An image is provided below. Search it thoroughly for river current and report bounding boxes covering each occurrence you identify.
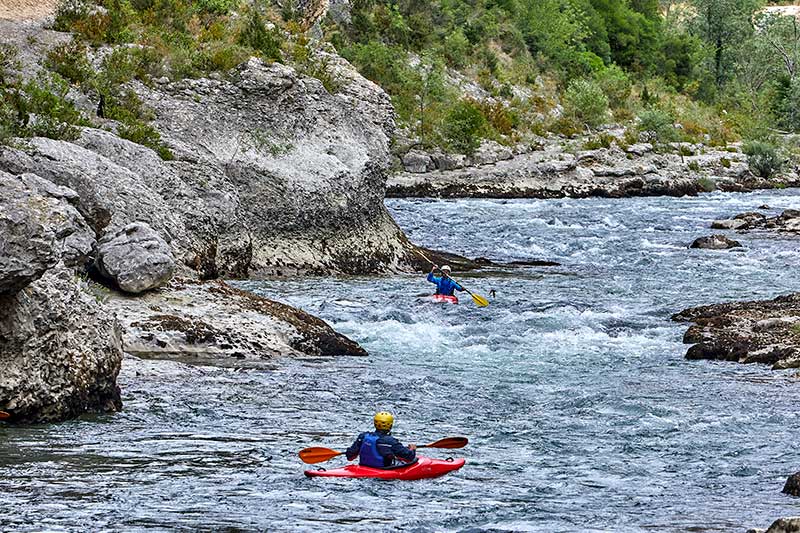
[2,191,800,532]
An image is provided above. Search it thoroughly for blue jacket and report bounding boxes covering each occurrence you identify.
[346,430,416,467]
[427,272,464,296]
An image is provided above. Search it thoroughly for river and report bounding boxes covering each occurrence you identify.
[1,191,799,532]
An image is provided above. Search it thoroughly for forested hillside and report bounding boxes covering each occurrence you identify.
[326,0,800,163]
[3,0,800,167]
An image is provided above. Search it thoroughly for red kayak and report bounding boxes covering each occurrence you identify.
[428,294,458,304]
[304,456,465,480]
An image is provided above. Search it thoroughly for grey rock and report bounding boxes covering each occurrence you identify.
[690,234,742,249]
[762,518,800,533]
[0,267,123,422]
[96,222,176,294]
[469,140,514,166]
[626,143,653,156]
[674,293,800,370]
[402,150,434,173]
[0,136,186,245]
[0,170,94,294]
[711,218,748,230]
[430,151,467,171]
[108,279,366,364]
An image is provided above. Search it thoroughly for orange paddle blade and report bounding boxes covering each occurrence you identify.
[421,436,468,449]
[0,411,10,420]
[298,447,344,464]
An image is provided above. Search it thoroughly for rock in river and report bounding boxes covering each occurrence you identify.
[0,268,123,423]
[673,293,800,370]
[689,234,742,249]
[96,222,176,294]
[784,472,800,497]
[107,279,366,365]
[748,517,800,533]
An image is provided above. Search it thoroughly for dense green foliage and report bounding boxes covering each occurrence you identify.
[6,0,800,168]
[0,45,88,145]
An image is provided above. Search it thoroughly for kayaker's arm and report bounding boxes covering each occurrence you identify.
[345,433,365,461]
[385,437,416,463]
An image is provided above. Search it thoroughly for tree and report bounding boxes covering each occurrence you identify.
[691,0,761,89]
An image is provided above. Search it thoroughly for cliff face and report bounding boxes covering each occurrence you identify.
[1,55,416,278]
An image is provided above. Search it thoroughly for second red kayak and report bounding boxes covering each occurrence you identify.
[428,294,458,304]
[304,456,465,480]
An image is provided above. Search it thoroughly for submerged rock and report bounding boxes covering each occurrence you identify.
[108,279,366,365]
[0,268,123,423]
[690,234,742,249]
[784,472,800,496]
[673,294,800,370]
[96,222,176,294]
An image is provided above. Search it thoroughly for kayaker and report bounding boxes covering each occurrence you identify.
[345,412,417,468]
[427,265,465,296]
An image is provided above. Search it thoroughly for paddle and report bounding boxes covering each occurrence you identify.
[413,249,489,307]
[299,436,469,464]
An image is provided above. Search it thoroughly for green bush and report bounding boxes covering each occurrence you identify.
[196,0,237,15]
[583,132,616,150]
[117,120,173,159]
[563,78,608,128]
[637,107,678,143]
[444,99,488,154]
[45,41,93,85]
[22,72,87,141]
[696,177,716,191]
[743,140,784,178]
[238,10,283,63]
[443,29,471,69]
[595,65,631,109]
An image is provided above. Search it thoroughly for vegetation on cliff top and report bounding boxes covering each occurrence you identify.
[2,0,800,163]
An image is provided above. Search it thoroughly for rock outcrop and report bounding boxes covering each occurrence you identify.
[748,517,800,533]
[673,294,800,370]
[0,170,94,293]
[712,210,800,234]
[784,472,800,497]
[387,140,798,199]
[107,278,366,365]
[690,234,742,249]
[0,56,427,277]
[95,222,176,293]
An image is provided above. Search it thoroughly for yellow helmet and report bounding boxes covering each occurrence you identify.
[373,411,394,431]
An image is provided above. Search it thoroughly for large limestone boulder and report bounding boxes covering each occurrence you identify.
[96,222,176,294]
[0,171,94,294]
[0,267,123,422]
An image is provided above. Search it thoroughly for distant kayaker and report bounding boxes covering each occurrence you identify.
[345,412,417,468]
[427,265,465,296]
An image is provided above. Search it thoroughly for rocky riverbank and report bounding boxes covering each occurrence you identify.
[0,10,461,423]
[387,137,798,199]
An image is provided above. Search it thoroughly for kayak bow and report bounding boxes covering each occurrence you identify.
[304,456,465,480]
